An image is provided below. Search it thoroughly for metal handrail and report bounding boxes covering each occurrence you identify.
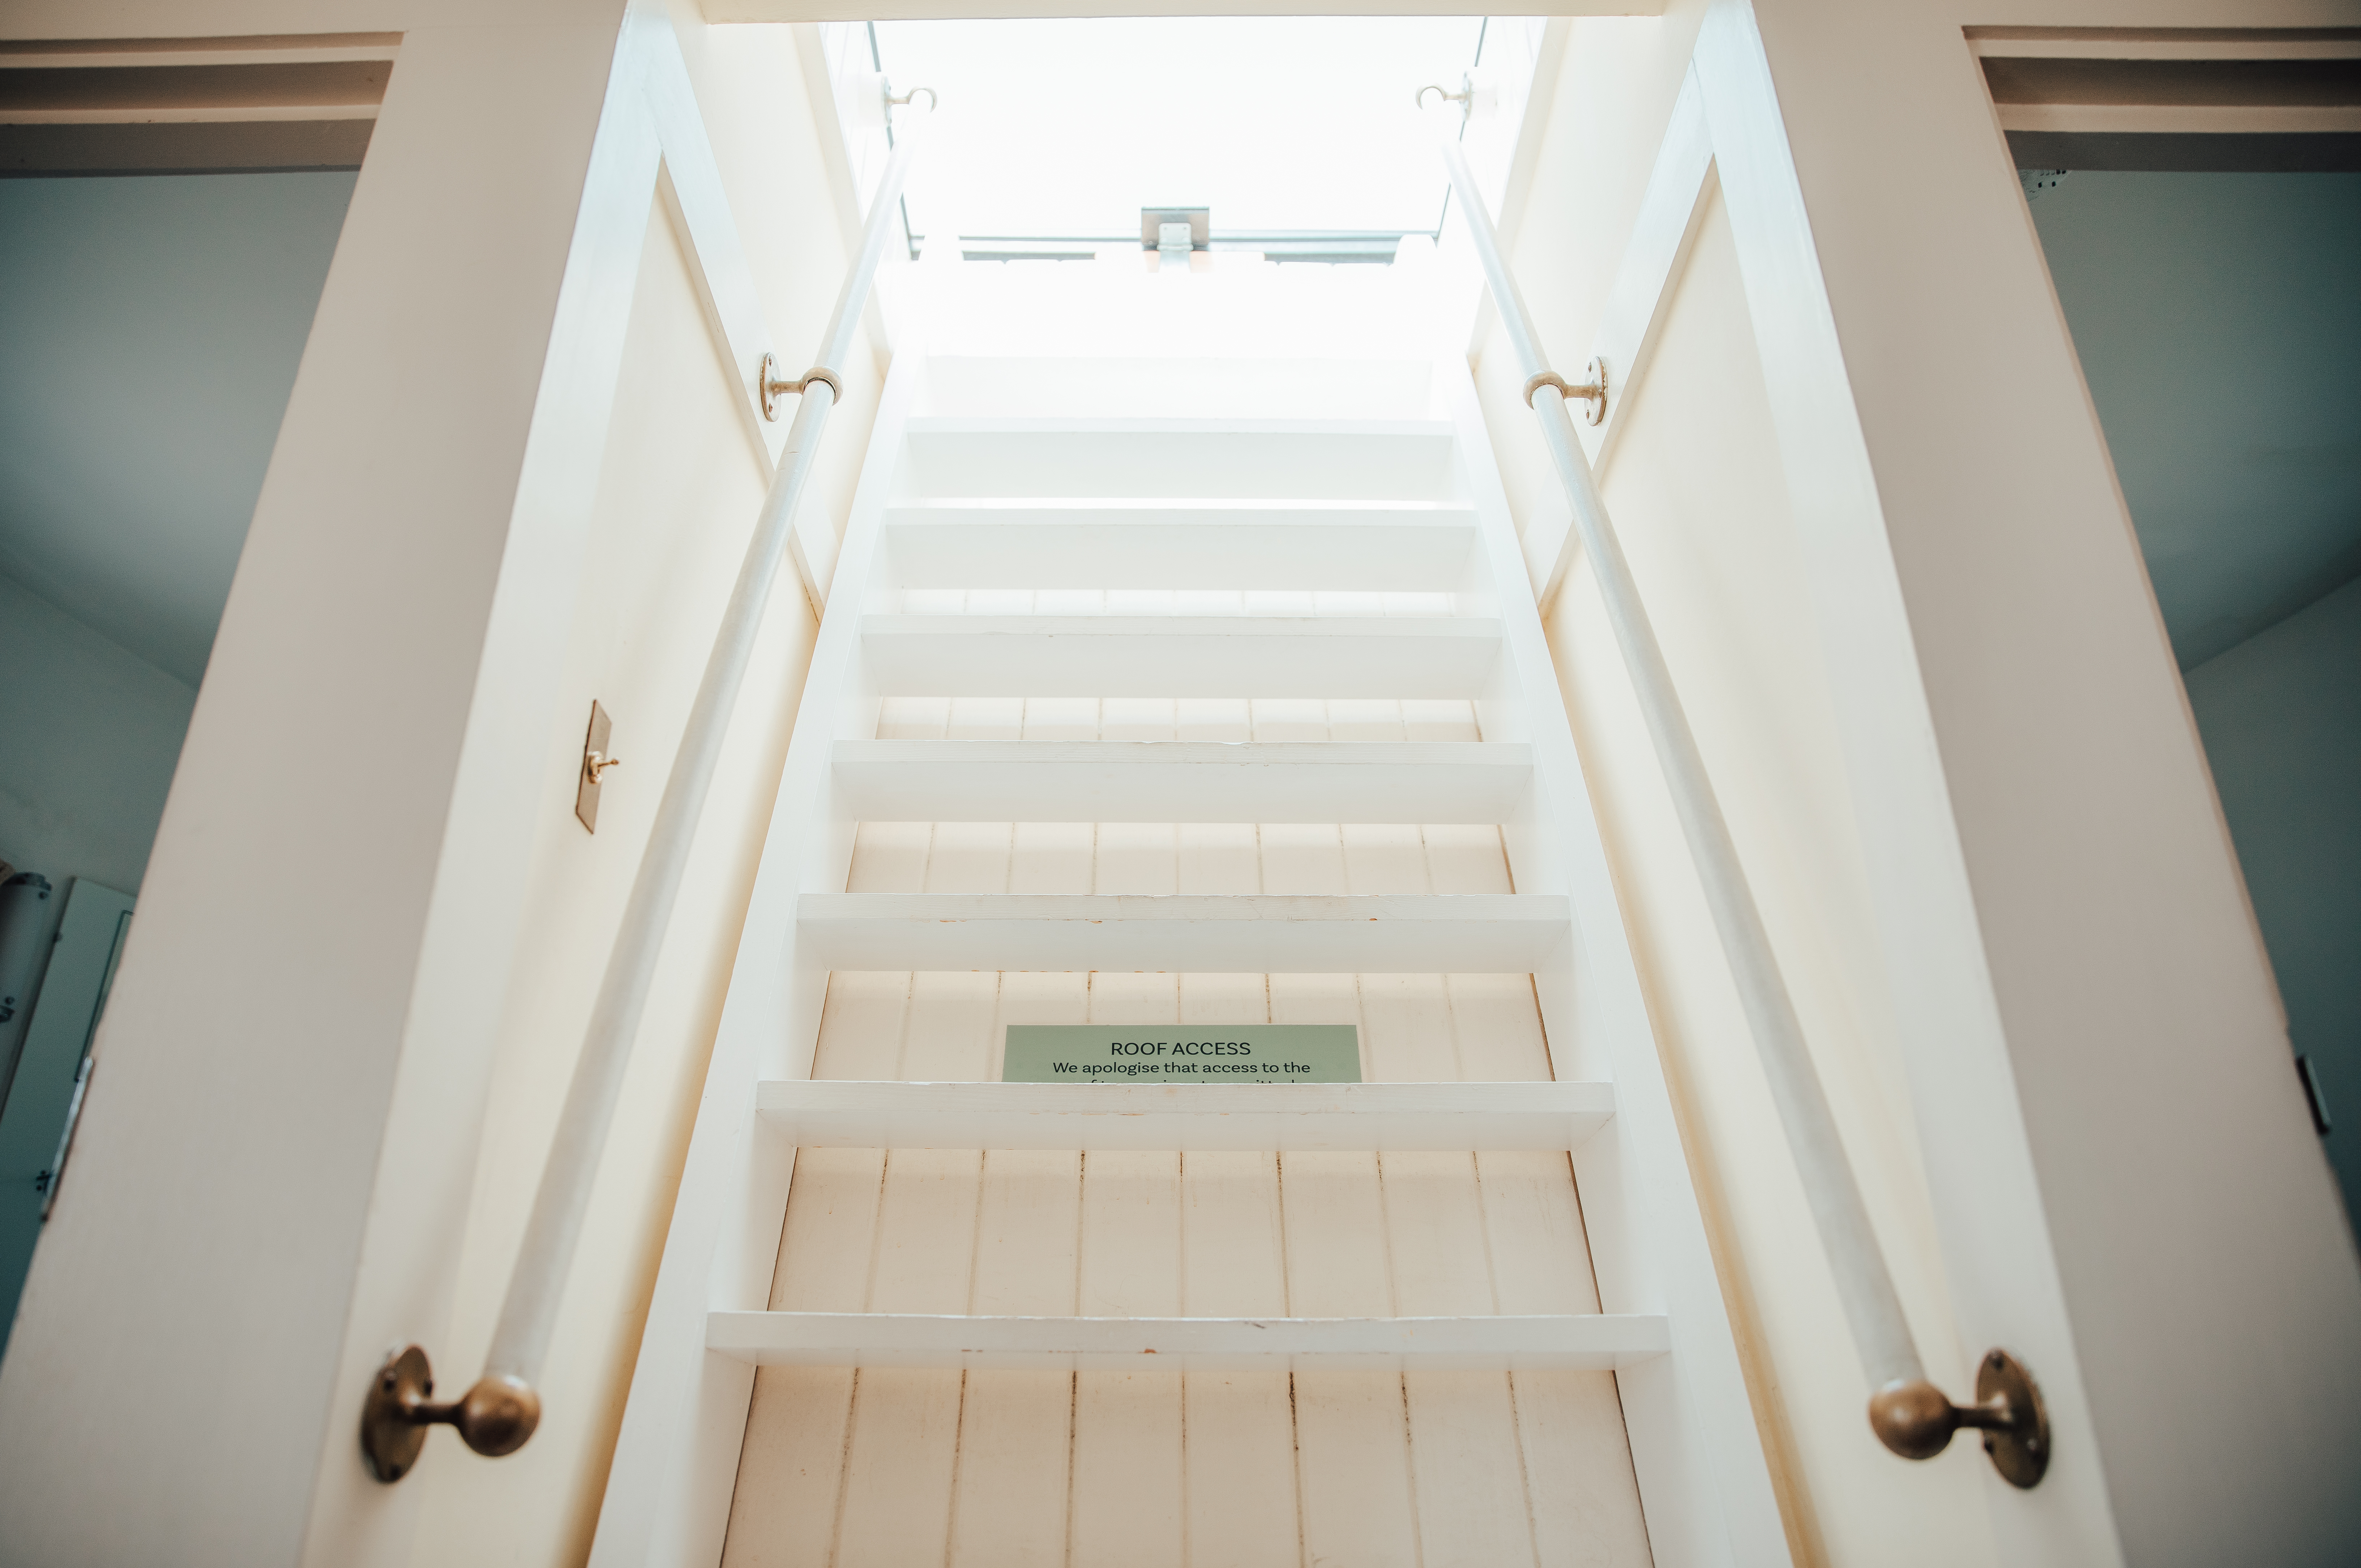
[360,93,935,1485]
[1420,102,2050,1487]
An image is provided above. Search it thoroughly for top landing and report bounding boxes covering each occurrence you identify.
[881,249,1453,423]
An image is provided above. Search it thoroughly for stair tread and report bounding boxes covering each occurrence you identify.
[707,1309,1671,1371]
[802,891,1564,916]
[796,893,1570,975]
[838,739,1524,761]
[837,739,1529,824]
[758,1078,1613,1151]
[860,616,1504,699]
[902,416,1458,436]
[886,498,1476,516]
[866,614,1497,634]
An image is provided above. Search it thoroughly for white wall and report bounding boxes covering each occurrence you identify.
[403,184,814,1568]
[1480,2,2361,1565]
[0,1,878,1561]
[0,574,195,895]
[1516,167,2000,1568]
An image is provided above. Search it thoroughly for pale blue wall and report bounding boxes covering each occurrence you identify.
[0,172,358,685]
[0,575,194,895]
[2035,171,2361,1225]
[2032,172,2361,669]
[2185,579,2361,1221]
[0,172,354,893]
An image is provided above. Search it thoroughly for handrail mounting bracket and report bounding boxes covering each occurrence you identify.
[759,354,843,422]
[1523,361,1608,426]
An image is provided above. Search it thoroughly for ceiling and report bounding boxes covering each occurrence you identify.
[0,170,355,686]
[2031,171,2361,670]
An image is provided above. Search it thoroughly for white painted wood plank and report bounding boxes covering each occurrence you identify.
[819,957,993,1567]
[1357,952,1546,1568]
[796,892,1571,973]
[757,1080,1614,1151]
[1169,972,1301,1566]
[834,740,1533,824]
[861,615,1503,699]
[1281,1136,1420,1567]
[950,1031,1081,1566]
[1065,978,1187,1564]
[1074,1142,1185,1566]
[883,503,1478,592]
[721,1144,881,1568]
[709,1312,1670,1370]
[830,1147,978,1563]
[897,421,1462,501]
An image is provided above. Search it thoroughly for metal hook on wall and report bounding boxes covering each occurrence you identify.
[1416,78,1472,123]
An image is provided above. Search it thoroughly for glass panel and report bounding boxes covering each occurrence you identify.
[874,17,1488,255]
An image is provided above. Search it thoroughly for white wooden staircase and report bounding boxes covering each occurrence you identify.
[592,345,1791,1567]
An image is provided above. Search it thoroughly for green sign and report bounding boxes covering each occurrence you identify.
[1004,1025,1362,1083]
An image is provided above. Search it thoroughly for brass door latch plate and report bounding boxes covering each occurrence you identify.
[576,702,620,832]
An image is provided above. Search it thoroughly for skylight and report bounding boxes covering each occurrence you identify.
[869,17,1492,260]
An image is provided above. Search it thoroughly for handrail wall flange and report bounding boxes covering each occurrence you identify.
[1523,360,1607,424]
[759,354,843,421]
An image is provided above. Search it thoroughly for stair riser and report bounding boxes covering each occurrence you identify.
[861,620,1504,699]
[884,520,1479,592]
[833,757,1530,823]
[796,897,1572,973]
[898,428,1463,501]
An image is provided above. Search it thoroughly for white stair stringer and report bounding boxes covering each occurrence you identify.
[589,352,1795,1568]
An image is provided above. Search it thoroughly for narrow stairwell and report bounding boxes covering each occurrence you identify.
[594,321,1788,1567]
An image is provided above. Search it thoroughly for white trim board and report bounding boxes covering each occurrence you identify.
[643,39,793,475]
[1967,29,2361,61]
[1524,67,1718,609]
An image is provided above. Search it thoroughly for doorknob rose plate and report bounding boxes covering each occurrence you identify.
[1867,1348,2049,1488]
[361,1345,544,1483]
[362,1345,435,1482]
[1973,1348,2050,1487]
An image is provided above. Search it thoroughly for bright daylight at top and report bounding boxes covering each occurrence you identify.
[827,17,1536,266]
